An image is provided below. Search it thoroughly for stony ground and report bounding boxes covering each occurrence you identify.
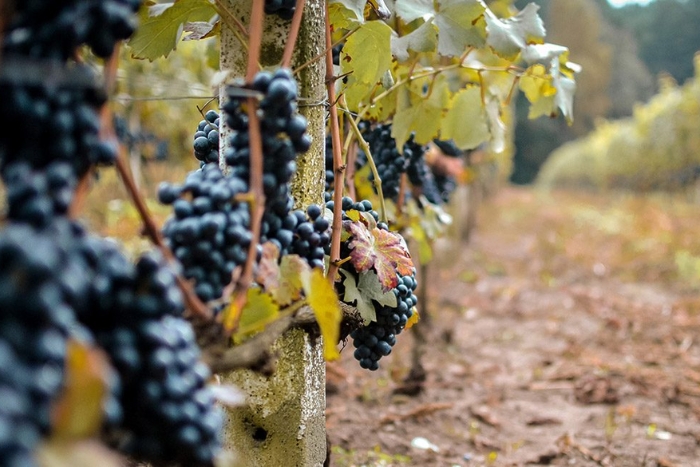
[326,187,700,467]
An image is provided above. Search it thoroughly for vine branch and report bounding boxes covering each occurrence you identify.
[325,6,346,284]
[228,0,265,332]
[281,0,306,68]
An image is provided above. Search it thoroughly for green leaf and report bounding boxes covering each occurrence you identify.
[434,0,486,57]
[345,221,414,291]
[340,270,397,324]
[391,19,438,62]
[341,21,393,86]
[182,20,219,41]
[329,1,364,28]
[391,73,450,149]
[553,69,577,124]
[330,0,367,25]
[303,269,342,361]
[441,86,490,150]
[484,3,545,60]
[521,43,569,66]
[128,0,217,61]
[394,0,434,23]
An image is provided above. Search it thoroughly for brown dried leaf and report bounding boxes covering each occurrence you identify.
[345,221,414,291]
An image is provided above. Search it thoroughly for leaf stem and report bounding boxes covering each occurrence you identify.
[342,104,388,224]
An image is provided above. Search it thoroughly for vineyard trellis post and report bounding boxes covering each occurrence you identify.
[218,1,328,465]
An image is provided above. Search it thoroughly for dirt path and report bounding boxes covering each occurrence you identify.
[326,188,700,467]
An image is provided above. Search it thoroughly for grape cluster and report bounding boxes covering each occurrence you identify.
[0,220,117,465]
[223,68,311,213]
[193,110,221,165]
[0,78,116,179]
[3,0,142,60]
[406,139,443,205]
[360,123,409,200]
[325,194,417,371]
[76,247,222,466]
[431,139,461,203]
[350,272,417,371]
[324,134,335,192]
[287,205,330,270]
[159,163,250,303]
[324,193,384,232]
[3,161,76,228]
[114,116,169,162]
[264,0,297,20]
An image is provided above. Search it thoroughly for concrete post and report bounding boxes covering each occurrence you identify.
[219,1,328,465]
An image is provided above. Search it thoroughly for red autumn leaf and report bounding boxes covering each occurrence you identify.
[345,221,414,291]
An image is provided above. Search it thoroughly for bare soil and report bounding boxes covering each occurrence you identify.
[326,187,700,467]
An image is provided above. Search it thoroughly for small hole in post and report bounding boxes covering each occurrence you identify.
[252,427,268,442]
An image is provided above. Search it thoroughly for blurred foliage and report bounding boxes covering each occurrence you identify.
[538,55,700,192]
[111,38,218,166]
[511,0,656,184]
[480,188,700,290]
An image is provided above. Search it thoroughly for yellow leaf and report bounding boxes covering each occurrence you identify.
[345,209,361,222]
[519,64,556,104]
[304,269,342,361]
[233,288,280,343]
[51,341,111,440]
[405,310,420,330]
[37,439,123,467]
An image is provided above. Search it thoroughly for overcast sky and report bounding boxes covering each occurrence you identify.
[608,0,655,7]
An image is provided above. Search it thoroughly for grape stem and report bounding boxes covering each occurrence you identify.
[324,7,346,285]
[281,0,306,68]
[341,103,388,224]
[227,0,266,333]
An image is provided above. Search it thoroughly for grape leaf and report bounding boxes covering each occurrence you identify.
[391,73,450,149]
[391,19,438,62]
[36,440,123,467]
[340,269,398,324]
[277,255,307,306]
[234,288,280,342]
[405,310,420,329]
[51,340,110,440]
[303,269,342,361]
[182,21,219,41]
[441,86,490,150]
[484,3,545,60]
[341,21,393,86]
[434,0,486,57]
[551,59,577,124]
[518,64,556,104]
[521,43,569,67]
[128,0,217,60]
[256,242,282,295]
[394,0,434,23]
[345,221,414,290]
[330,0,368,25]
